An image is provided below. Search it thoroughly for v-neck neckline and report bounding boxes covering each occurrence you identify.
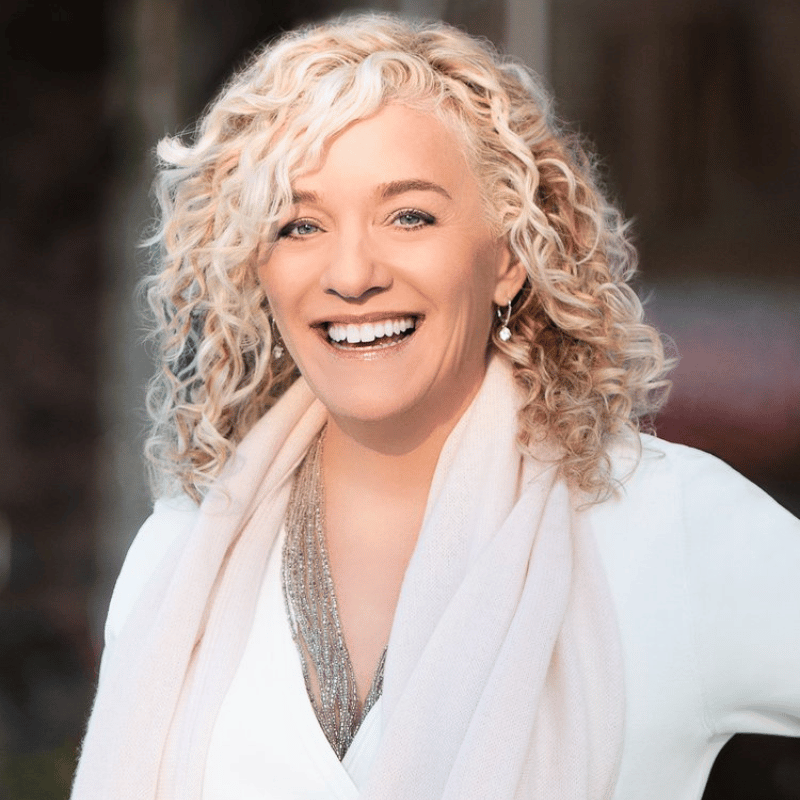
[204,524,383,800]
[282,432,388,759]
[277,528,383,779]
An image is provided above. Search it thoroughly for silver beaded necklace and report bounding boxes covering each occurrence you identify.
[282,430,387,760]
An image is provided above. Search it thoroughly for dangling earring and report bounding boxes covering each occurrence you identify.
[496,300,512,342]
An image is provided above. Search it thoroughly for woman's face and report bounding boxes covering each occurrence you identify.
[258,104,523,435]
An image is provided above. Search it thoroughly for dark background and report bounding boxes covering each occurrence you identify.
[1,0,798,796]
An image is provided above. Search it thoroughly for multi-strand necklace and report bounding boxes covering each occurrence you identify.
[281,430,387,760]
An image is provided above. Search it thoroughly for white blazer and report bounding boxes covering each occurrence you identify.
[102,435,800,800]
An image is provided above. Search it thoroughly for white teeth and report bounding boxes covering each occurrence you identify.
[329,324,346,342]
[326,317,416,345]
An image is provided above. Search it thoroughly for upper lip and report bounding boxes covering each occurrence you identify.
[310,311,422,327]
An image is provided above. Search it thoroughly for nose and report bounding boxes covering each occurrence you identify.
[320,228,391,300]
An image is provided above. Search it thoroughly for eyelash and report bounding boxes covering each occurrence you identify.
[277,219,321,239]
[276,208,436,239]
[390,208,436,230]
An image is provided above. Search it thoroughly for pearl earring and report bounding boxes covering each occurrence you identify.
[497,300,512,342]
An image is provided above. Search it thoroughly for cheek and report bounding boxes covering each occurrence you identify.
[439,241,501,310]
[256,257,302,314]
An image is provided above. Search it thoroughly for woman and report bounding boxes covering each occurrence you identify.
[72,12,800,800]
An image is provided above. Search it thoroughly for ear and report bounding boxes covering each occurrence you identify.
[492,241,527,306]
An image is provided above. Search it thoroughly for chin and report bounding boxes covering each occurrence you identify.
[322,389,425,427]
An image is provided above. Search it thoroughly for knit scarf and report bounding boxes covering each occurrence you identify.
[72,356,624,799]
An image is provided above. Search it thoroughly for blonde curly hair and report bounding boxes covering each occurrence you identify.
[143,12,672,502]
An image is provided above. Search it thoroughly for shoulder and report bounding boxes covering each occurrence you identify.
[589,432,800,586]
[607,432,740,489]
[104,494,200,645]
[602,432,796,525]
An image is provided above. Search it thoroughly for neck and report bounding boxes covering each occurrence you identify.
[322,417,447,505]
[322,367,485,503]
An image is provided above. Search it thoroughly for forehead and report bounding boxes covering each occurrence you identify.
[290,104,478,196]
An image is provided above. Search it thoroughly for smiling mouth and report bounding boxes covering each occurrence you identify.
[324,316,418,349]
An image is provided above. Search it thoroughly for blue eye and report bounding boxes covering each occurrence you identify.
[278,220,321,239]
[392,209,435,229]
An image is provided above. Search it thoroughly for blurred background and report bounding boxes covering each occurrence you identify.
[1,0,798,796]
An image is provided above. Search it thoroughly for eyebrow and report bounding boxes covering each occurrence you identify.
[290,179,452,206]
[291,189,321,205]
[378,179,452,201]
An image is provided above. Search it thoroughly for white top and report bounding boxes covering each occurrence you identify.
[205,523,381,799]
[103,436,800,800]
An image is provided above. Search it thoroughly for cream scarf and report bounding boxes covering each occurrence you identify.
[72,356,624,799]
